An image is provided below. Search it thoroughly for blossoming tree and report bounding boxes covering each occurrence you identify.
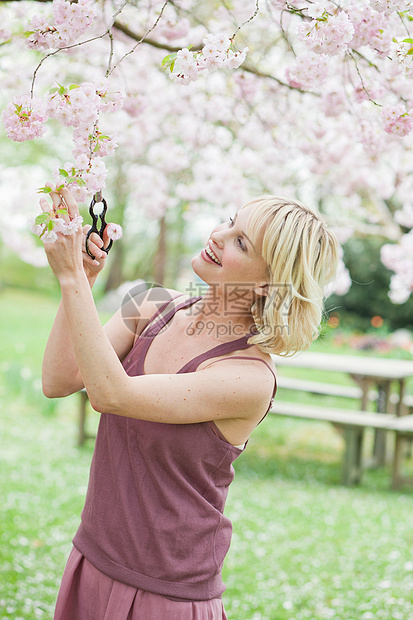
[1,0,413,301]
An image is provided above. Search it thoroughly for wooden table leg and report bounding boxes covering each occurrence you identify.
[78,390,89,446]
[342,427,364,486]
[372,381,391,467]
[392,432,404,490]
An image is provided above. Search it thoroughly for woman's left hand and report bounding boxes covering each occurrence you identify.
[40,186,84,284]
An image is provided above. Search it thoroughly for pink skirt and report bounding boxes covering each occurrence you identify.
[54,547,228,620]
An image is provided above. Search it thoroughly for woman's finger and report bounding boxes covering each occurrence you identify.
[83,240,105,259]
[39,196,52,213]
[60,186,79,219]
[86,231,104,249]
[42,182,61,213]
[101,225,112,251]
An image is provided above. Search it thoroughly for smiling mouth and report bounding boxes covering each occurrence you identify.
[204,243,222,266]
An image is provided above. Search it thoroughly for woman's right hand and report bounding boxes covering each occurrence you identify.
[82,225,110,282]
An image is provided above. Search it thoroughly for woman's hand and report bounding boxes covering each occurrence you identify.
[81,225,110,282]
[40,186,108,285]
[39,187,82,284]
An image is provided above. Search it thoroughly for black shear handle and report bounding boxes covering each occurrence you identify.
[85,192,113,260]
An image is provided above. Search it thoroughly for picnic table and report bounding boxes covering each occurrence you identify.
[275,351,413,416]
[273,351,413,485]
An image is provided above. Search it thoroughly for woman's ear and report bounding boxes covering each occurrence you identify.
[253,282,269,297]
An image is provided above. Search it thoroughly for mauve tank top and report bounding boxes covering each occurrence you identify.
[73,296,277,601]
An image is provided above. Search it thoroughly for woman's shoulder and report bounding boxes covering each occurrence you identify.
[230,348,276,377]
[200,343,276,377]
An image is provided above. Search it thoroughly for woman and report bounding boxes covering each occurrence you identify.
[41,187,339,620]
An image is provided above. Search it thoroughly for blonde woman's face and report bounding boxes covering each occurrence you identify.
[191,205,268,293]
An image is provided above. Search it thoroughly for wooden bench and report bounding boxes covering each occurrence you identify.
[270,401,413,488]
[276,375,366,400]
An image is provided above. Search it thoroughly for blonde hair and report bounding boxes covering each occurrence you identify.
[244,196,339,357]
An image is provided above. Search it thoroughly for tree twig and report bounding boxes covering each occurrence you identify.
[108,0,170,76]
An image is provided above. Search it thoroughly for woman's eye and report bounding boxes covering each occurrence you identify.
[229,217,235,227]
[237,237,247,251]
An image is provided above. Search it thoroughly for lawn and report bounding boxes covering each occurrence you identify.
[1,288,413,620]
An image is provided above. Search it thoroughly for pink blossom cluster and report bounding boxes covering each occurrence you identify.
[394,203,413,228]
[297,11,355,56]
[95,80,126,114]
[349,5,389,53]
[2,96,48,142]
[31,210,83,244]
[73,127,119,160]
[305,2,332,19]
[31,208,122,245]
[46,82,100,128]
[395,40,413,78]
[3,79,124,204]
[170,33,248,85]
[26,0,97,50]
[286,53,330,90]
[381,231,413,303]
[374,0,413,13]
[381,104,413,137]
[52,158,108,204]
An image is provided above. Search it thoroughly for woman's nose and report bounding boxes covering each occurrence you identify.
[210,230,224,249]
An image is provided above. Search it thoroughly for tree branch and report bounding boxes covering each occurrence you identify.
[0,0,309,94]
[112,19,201,52]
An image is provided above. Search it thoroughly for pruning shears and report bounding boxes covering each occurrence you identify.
[85,191,113,260]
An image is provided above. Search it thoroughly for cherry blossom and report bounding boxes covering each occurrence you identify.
[298,11,354,56]
[381,231,413,303]
[381,104,413,137]
[2,95,48,142]
[31,209,83,244]
[25,0,97,50]
[286,53,330,90]
[106,223,123,241]
[2,0,413,301]
[168,32,248,85]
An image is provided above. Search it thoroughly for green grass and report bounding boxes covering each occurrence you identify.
[2,288,413,620]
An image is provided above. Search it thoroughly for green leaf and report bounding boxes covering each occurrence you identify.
[35,213,49,225]
[69,84,80,90]
[59,168,69,177]
[402,38,413,44]
[48,87,59,94]
[38,186,52,194]
[47,219,54,231]
[407,47,413,55]
[161,52,177,66]
[58,85,66,96]
[56,208,67,215]
[24,30,34,38]
[161,52,177,72]
[76,178,86,186]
